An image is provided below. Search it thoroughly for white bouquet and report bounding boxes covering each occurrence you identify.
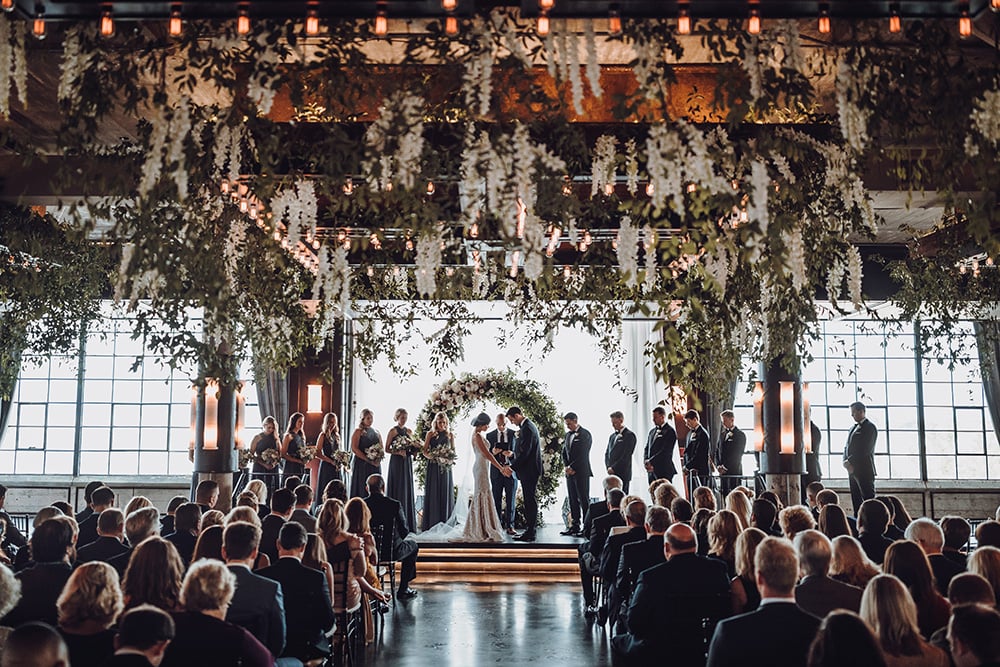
[429,443,457,468]
[298,445,316,464]
[364,443,385,466]
[331,450,352,470]
[388,432,420,455]
[258,448,281,468]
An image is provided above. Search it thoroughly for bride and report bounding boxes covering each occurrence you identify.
[456,412,513,542]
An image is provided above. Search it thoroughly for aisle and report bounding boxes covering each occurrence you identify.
[361,581,614,666]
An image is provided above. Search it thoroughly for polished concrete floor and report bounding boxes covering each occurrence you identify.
[361,581,614,666]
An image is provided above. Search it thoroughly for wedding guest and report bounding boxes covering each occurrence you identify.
[76,481,107,523]
[76,509,129,565]
[707,510,740,579]
[860,574,949,667]
[193,481,219,515]
[351,409,384,501]
[906,518,965,596]
[759,491,785,512]
[250,416,281,499]
[301,534,335,603]
[583,475,623,537]
[108,605,175,667]
[200,510,224,530]
[692,508,716,556]
[123,497,153,518]
[886,497,913,534]
[161,560,271,667]
[818,489,859,535]
[191,525,223,563]
[644,406,677,484]
[883,540,951,638]
[4,518,74,627]
[122,537,183,612]
[975,521,1000,549]
[600,499,647,627]
[385,409,418,532]
[290,486,317,533]
[282,477,301,492]
[730,527,766,614]
[580,488,625,616]
[682,410,712,490]
[222,522,286,659]
[56,562,122,667]
[967,546,1000,608]
[259,489,294,566]
[780,505,817,541]
[490,413,519,536]
[109,508,160,576]
[927,573,995,656]
[947,603,1000,667]
[244,480,270,522]
[0,564,22,654]
[670,497,694,524]
[940,516,971,567]
[2,623,69,667]
[77,487,115,548]
[725,490,751,531]
[280,413,307,488]
[363,475,419,601]
[807,611,888,667]
[0,486,27,556]
[713,410,746,496]
[225,507,262,529]
[314,413,343,506]
[421,411,453,530]
[160,497,187,537]
[49,503,73,519]
[806,481,826,520]
[858,499,895,565]
[655,482,681,510]
[605,411,637,494]
[875,496,906,541]
[164,504,201,568]
[344,498,390,642]
[693,486,716,512]
[235,492,258,512]
[831,535,881,590]
[819,504,853,540]
[317,500,366,612]
[616,505,672,604]
[323,480,347,504]
[794,530,863,618]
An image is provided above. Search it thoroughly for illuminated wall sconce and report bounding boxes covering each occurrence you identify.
[307,384,323,413]
[779,381,795,454]
[752,381,765,452]
[803,382,812,453]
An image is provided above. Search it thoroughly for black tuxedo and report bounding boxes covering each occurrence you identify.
[616,534,666,600]
[76,535,130,564]
[714,426,746,495]
[164,530,198,567]
[364,492,418,589]
[160,515,175,536]
[613,553,731,665]
[844,418,878,513]
[684,424,712,488]
[563,426,593,529]
[487,427,518,529]
[258,514,286,566]
[107,547,134,577]
[511,418,543,534]
[225,564,286,658]
[802,422,823,502]
[76,513,100,547]
[579,509,624,607]
[858,531,893,565]
[605,428,637,492]
[644,422,677,483]
[928,553,966,596]
[258,557,336,661]
[794,575,863,618]
[583,499,609,536]
[600,526,647,629]
[707,601,820,667]
[3,561,74,627]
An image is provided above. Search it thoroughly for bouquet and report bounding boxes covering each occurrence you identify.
[331,450,352,470]
[258,448,281,468]
[298,445,316,464]
[387,431,420,456]
[364,443,386,466]
[237,449,254,469]
[429,443,457,468]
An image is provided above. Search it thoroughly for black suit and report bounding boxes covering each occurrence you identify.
[107,547,134,577]
[225,564,286,658]
[802,422,823,503]
[364,492,418,590]
[600,526,647,628]
[707,601,819,667]
[76,513,100,547]
[714,426,747,495]
[258,557,336,661]
[844,418,878,513]
[684,424,712,489]
[76,535,130,564]
[928,553,966,596]
[616,534,667,600]
[258,514,286,566]
[164,530,198,567]
[562,427,593,530]
[511,418,543,535]
[858,531,894,565]
[583,499,609,537]
[794,575,863,618]
[106,655,154,667]
[579,509,625,606]
[487,427,518,529]
[644,422,677,484]
[613,553,732,665]
[3,561,73,627]
[605,428,637,493]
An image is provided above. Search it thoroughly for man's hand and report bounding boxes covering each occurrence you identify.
[503,450,514,458]
[644,461,653,472]
[718,465,728,475]
[844,460,854,473]
[565,467,575,476]
[607,467,615,475]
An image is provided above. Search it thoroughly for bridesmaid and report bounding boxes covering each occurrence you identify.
[350,409,383,499]
[250,416,281,498]
[421,411,455,531]
[386,408,417,533]
[281,412,307,487]
[314,412,342,503]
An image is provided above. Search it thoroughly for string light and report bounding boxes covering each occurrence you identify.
[608,5,622,36]
[100,7,115,37]
[237,4,250,35]
[959,4,972,37]
[645,182,655,197]
[374,3,388,36]
[32,8,46,39]
[426,181,436,196]
[342,178,354,196]
[305,7,320,36]
[818,3,831,34]
[442,0,458,10]
[889,3,901,33]
[747,7,761,35]
[993,0,1000,12]
[677,2,691,34]
[169,6,183,37]
[1,0,14,13]
[445,15,458,35]
[536,13,550,36]
[539,0,554,10]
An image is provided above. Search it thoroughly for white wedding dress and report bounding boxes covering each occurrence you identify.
[457,433,507,543]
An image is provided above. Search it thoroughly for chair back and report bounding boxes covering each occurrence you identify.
[661,591,731,665]
[328,557,360,614]
[372,521,395,565]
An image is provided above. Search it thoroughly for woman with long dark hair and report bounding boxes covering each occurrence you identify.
[281,412,307,486]
[250,416,281,497]
[315,412,343,502]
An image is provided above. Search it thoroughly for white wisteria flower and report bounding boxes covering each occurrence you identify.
[846,245,864,309]
[836,54,874,153]
[967,88,1000,154]
[748,160,771,233]
[364,91,426,191]
[625,139,639,196]
[783,226,807,291]
[415,227,443,297]
[270,179,317,248]
[591,135,618,198]
[616,215,639,287]
[583,21,603,100]
[642,224,658,292]
[462,19,494,117]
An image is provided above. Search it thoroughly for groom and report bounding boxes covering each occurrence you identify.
[506,406,542,542]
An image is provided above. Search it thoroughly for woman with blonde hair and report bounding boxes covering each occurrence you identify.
[350,408,383,500]
[250,415,281,497]
[192,524,223,562]
[882,540,951,638]
[315,412,343,504]
[57,562,122,667]
[122,536,184,612]
[386,408,418,532]
[422,411,455,530]
[725,490,752,530]
[317,499,369,613]
[244,479,269,520]
[200,509,225,530]
[707,510,741,578]
[692,486,716,511]
[344,497,390,642]
[819,504,852,540]
[124,496,153,517]
[859,574,949,667]
[730,527,767,614]
[967,545,1000,608]
[303,532,336,603]
[222,510,270,569]
[831,535,881,589]
[653,482,680,509]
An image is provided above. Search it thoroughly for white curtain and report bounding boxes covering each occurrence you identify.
[623,319,667,502]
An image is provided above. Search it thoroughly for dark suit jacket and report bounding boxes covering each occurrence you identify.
[258,514,286,566]
[76,535,130,564]
[588,509,625,560]
[707,601,819,667]
[644,423,677,479]
[163,611,273,667]
[105,655,154,667]
[795,575,863,618]
[858,531,893,565]
[605,428,637,482]
[164,530,197,567]
[258,557,336,660]
[3,561,74,627]
[562,427,593,477]
[600,526,646,582]
[684,425,712,474]
[928,553,966,596]
[583,500,609,536]
[714,427,747,475]
[365,492,411,552]
[107,547,134,577]
[225,563,286,658]
[511,418,542,482]
[160,515,175,536]
[290,508,317,533]
[486,428,517,467]
[844,418,878,480]
[805,422,823,479]
[617,534,666,595]
[76,513,100,547]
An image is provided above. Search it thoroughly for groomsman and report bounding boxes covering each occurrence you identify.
[714,410,746,496]
[843,402,878,514]
[682,409,712,490]
[561,412,593,537]
[605,412,637,494]
[487,413,518,536]
[644,406,677,484]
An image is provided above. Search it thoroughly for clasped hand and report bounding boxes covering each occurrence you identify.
[500,465,513,478]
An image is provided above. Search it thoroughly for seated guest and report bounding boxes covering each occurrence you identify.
[222,509,269,569]
[730,528,767,615]
[12,509,64,573]
[161,560,271,667]
[109,508,160,577]
[947,603,1000,667]
[222,521,286,659]
[0,486,27,557]
[805,482,825,521]
[192,525,223,563]
[244,480,270,521]
[290,485,317,533]
[940,516,971,567]
[860,574,949,667]
[613,523,731,664]
[76,487,115,548]
[259,489,294,566]
[817,489,858,536]
[616,506,672,606]
[725,491,751,531]
[830,535,881,590]
[259,522,336,662]
[4,518,74,627]
[159,497,187,538]
[967,546,1000,608]
[282,476,301,492]
[807,610,888,667]
[759,491,784,512]
[123,497,153,518]
[193,481,219,515]
[76,509,129,565]
[363,475,419,601]
[975,521,1000,549]
[927,573,995,656]
[200,510,224,530]
[122,537,183,612]
[883,540,951,638]
[108,604,175,667]
[317,499,370,613]
[56,562,121,667]
[886,497,913,535]
[818,504,852,540]
[780,505,817,542]
[692,487,716,512]
[794,530,863,618]
[322,480,348,504]
[76,481,107,523]
[164,504,201,568]
[2,622,69,667]
[652,481,679,510]
[302,534,336,604]
[707,537,821,667]
[750,498,781,537]
[50,503,73,519]
[670,497,694,524]
[579,487,625,615]
[0,564,22,652]
[707,510,741,579]
[906,518,965,597]
[857,499,895,565]
[583,475,623,539]
[692,508,716,556]
[875,496,906,541]
[235,493,259,511]
[600,499,647,627]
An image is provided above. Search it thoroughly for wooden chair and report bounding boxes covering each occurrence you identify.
[328,559,362,667]
[372,522,396,605]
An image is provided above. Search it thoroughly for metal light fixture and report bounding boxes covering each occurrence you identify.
[442,0,458,10]
[100,7,115,37]
[677,4,691,34]
[169,5,183,37]
[374,3,388,36]
[747,7,761,35]
[306,384,323,413]
[306,7,320,35]
[445,15,459,35]
[539,0,555,10]
[818,4,831,34]
[959,4,972,37]
[1,0,15,12]
[536,13,550,36]
[237,4,250,35]
[889,3,901,33]
[608,5,622,35]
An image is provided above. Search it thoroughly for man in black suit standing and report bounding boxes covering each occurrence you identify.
[843,401,878,514]
[707,537,820,667]
[507,406,542,542]
[487,413,518,536]
[714,410,746,497]
[643,406,677,484]
[683,410,713,491]
[259,488,294,566]
[605,411,637,494]
[222,521,287,660]
[612,523,731,664]
[259,522,336,663]
[561,412,593,537]
[77,508,130,564]
[364,474,419,600]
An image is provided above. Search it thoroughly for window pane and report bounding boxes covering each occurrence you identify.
[926,456,956,479]
[956,431,984,455]
[925,431,954,456]
[890,455,921,479]
[45,427,75,451]
[957,457,987,479]
[79,451,110,476]
[47,403,77,427]
[45,452,74,474]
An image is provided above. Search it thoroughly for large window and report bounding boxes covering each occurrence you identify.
[1,303,261,476]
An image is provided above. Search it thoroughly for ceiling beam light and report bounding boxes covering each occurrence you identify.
[608,5,622,36]
[100,7,115,37]
[305,7,320,35]
[32,6,45,38]
[169,6,183,37]
[374,4,388,36]
[889,3,901,32]
[959,4,972,36]
[747,7,761,35]
[237,4,250,35]
[677,4,691,34]
[818,4,831,34]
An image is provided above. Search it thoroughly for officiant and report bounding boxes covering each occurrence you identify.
[487,413,517,536]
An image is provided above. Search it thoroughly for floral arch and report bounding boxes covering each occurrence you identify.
[415,369,565,522]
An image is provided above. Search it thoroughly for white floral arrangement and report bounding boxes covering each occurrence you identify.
[258,448,281,468]
[387,432,420,456]
[429,443,458,468]
[237,448,254,469]
[363,443,385,466]
[331,450,352,470]
[298,445,316,464]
